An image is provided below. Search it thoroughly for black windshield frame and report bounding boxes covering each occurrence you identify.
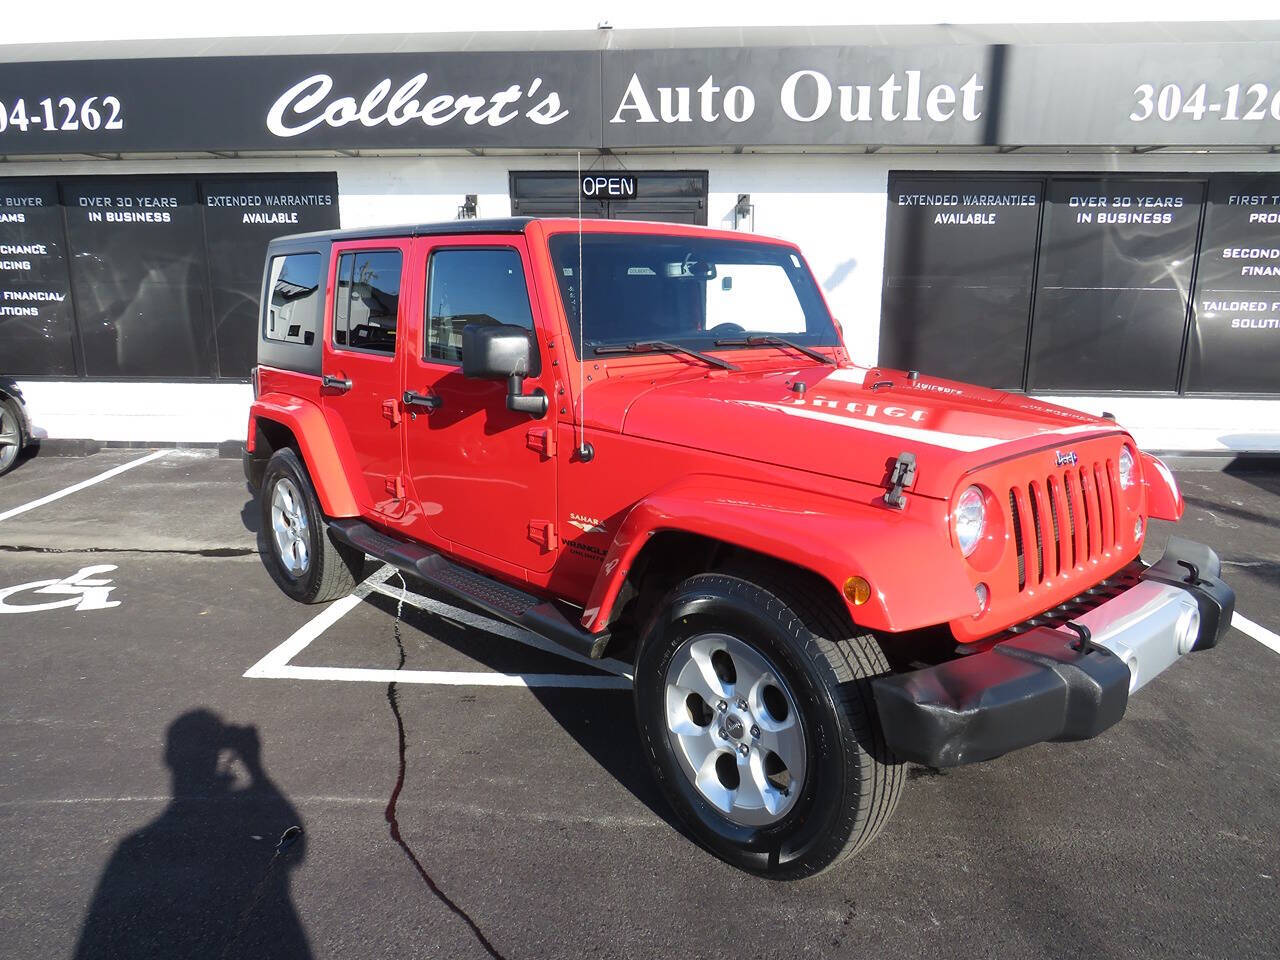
[547,233,839,359]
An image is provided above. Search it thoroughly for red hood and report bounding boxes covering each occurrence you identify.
[598,362,1123,499]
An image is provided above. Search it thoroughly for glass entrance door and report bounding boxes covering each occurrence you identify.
[509,171,708,225]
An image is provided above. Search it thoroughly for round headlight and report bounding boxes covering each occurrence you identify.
[954,485,986,557]
[1118,445,1136,489]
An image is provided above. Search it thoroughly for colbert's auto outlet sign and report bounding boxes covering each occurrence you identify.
[2,42,1280,155]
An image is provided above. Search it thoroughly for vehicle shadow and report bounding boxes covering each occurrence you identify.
[1219,457,1280,501]
[240,489,261,535]
[72,709,310,960]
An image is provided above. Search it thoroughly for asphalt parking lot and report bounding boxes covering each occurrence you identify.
[1,450,1277,959]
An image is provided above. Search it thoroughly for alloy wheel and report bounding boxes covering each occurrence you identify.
[663,633,807,826]
[270,477,311,575]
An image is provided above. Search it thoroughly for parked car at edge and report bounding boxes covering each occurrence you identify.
[244,218,1234,878]
[0,377,32,476]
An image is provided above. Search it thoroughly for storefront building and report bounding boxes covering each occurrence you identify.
[2,16,1278,451]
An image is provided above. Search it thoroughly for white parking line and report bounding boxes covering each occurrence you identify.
[0,449,168,523]
[1233,612,1280,656]
[244,563,634,689]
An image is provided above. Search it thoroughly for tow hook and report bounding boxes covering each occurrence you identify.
[1062,620,1095,654]
[882,451,917,510]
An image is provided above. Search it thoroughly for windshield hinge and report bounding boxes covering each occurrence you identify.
[526,426,557,459]
[882,452,917,510]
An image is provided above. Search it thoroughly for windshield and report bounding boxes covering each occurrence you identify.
[547,233,839,356]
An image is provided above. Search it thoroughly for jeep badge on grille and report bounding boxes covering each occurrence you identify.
[1055,450,1079,467]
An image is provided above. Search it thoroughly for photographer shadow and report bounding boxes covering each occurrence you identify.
[73,709,311,960]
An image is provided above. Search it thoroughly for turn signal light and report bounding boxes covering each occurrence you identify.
[843,576,871,606]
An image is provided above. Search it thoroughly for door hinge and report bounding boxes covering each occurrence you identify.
[527,520,558,551]
[385,476,405,499]
[526,426,557,459]
[382,398,402,426]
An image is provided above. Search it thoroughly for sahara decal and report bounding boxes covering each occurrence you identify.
[567,513,608,535]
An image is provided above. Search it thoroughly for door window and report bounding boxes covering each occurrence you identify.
[425,248,535,364]
[333,250,402,354]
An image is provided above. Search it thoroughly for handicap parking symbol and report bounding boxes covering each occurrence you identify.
[0,564,122,613]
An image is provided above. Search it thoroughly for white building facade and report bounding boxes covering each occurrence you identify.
[2,6,1278,452]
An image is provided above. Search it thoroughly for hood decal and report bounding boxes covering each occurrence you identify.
[735,399,1006,452]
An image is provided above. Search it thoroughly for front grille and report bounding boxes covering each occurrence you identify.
[1007,458,1122,593]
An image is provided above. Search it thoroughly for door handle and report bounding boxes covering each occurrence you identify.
[402,390,442,412]
[321,374,352,393]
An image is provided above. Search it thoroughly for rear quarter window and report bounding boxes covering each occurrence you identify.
[263,253,323,345]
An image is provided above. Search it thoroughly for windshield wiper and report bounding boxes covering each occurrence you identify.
[593,340,740,371]
[712,335,835,365]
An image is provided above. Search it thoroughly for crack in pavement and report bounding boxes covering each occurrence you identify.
[0,544,257,558]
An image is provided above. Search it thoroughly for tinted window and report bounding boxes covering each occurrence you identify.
[62,178,215,378]
[1026,178,1203,393]
[880,177,1043,389]
[426,248,534,364]
[263,254,322,345]
[1185,174,1280,393]
[0,178,77,376]
[201,175,339,377]
[547,233,837,355]
[334,250,401,354]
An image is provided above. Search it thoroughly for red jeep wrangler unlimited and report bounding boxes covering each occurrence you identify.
[245,217,1234,878]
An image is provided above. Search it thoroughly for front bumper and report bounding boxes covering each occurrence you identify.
[872,537,1235,767]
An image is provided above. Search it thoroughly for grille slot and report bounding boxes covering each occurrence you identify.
[1079,468,1094,560]
[1009,490,1025,590]
[1063,473,1078,568]
[1105,460,1122,548]
[1027,485,1045,584]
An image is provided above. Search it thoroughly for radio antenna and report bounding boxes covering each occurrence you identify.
[576,150,587,458]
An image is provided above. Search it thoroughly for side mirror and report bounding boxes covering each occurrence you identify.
[461,322,548,418]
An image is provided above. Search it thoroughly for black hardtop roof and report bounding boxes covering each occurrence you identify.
[267,217,533,250]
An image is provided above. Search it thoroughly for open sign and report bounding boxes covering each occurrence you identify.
[580,174,637,199]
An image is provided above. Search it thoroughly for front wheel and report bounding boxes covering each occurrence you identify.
[259,448,363,604]
[634,571,903,879]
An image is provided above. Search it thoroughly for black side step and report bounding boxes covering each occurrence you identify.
[328,518,610,660]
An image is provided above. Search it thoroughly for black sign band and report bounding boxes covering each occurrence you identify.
[2,42,1280,155]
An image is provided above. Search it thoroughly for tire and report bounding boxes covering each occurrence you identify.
[0,395,24,477]
[259,448,363,604]
[634,569,904,879]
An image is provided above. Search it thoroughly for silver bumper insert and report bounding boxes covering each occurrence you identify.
[1069,580,1202,693]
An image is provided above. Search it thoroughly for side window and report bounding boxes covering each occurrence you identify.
[264,253,322,345]
[333,250,402,354]
[425,248,535,364]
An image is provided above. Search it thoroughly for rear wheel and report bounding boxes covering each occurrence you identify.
[0,396,24,477]
[259,448,363,603]
[634,570,903,878]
